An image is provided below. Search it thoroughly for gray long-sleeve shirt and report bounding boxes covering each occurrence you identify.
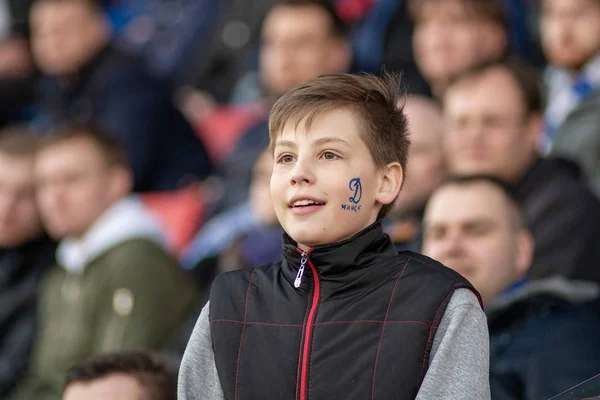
[178,288,490,399]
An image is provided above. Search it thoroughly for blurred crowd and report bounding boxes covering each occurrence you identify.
[0,0,600,399]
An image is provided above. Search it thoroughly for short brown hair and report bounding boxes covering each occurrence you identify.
[64,350,177,400]
[0,126,40,156]
[39,123,129,167]
[269,72,410,218]
[409,0,508,29]
[446,57,544,116]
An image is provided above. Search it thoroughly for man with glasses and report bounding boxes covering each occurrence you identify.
[442,58,600,282]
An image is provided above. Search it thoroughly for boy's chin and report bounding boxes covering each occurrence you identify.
[286,226,328,249]
[286,226,350,250]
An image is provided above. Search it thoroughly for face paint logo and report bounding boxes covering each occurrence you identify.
[349,177,362,204]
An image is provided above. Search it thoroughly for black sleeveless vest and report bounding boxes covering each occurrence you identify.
[209,223,481,400]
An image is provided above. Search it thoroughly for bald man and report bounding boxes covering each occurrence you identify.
[385,95,446,251]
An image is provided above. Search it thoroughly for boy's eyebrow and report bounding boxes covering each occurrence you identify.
[273,137,351,150]
[312,137,351,147]
[273,140,296,150]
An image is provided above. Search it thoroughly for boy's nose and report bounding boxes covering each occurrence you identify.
[290,159,316,186]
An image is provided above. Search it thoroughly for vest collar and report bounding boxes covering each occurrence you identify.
[281,222,399,295]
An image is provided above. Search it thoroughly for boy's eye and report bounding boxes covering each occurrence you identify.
[277,154,295,164]
[321,151,340,160]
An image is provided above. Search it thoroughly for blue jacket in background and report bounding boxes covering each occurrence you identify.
[488,277,600,400]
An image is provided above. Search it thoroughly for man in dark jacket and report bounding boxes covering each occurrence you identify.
[423,175,600,399]
[0,127,55,397]
[442,58,600,283]
[29,0,212,192]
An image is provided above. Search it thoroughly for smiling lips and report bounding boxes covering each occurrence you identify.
[289,197,326,215]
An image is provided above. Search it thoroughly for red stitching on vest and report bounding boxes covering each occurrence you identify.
[371,258,410,400]
[233,267,258,400]
[210,319,435,327]
[211,319,303,327]
[315,320,430,327]
[420,290,453,381]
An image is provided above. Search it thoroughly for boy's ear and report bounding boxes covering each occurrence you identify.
[376,162,403,206]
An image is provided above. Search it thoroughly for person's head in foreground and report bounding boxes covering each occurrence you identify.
[0,126,43,248]
[422,176,534,305]
[62,350,177,400]
[269,72,409,249]
[540,0,600,73]
[443,58,543,183]
[260,0,351,97]
[409,0,509,98]
[30,0,110,77]
[35,123,133,240]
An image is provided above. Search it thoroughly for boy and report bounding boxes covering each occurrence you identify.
[179,73,490,399]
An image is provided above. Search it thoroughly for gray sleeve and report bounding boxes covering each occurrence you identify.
[178,302,225,400]
[415,289,491,400]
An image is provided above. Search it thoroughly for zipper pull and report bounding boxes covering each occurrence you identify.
[294,252,308,288]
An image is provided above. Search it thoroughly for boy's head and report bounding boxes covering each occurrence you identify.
[260,0,351,97]
[0,127,43,248]
[540,0,600,72]
[409,0,508,98]
[63,350,177,400]
[269,72,409,249]
[422,176,534,305]
[35,123,133,240]
[442,59,543,183]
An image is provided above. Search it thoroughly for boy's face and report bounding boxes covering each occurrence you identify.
[271,108,388,250]
[541,0,600,71]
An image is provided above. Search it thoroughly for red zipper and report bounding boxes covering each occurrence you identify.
[298,255,320,400]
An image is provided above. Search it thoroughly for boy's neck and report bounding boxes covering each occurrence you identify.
[298,243,311,252]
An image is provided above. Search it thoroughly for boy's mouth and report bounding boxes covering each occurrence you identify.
[288,197,327,210]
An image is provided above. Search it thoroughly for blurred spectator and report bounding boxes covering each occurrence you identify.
[178,0,280,103]
[409,0,509,99]
[29,0,213,192]
[0,127,55,397]
[541,0,600,199]
[385,95,445,251]
[180,148,280,274]
[344,0,430,95]
[443,59,600,283]
[205,0,352,217]
[62,350,177,400]
[117,0,226,85]
[8,125,197,400]
[0,0,36,127]
[422,176,600,400]
[169,148,283,356]
[170,149,281,357]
